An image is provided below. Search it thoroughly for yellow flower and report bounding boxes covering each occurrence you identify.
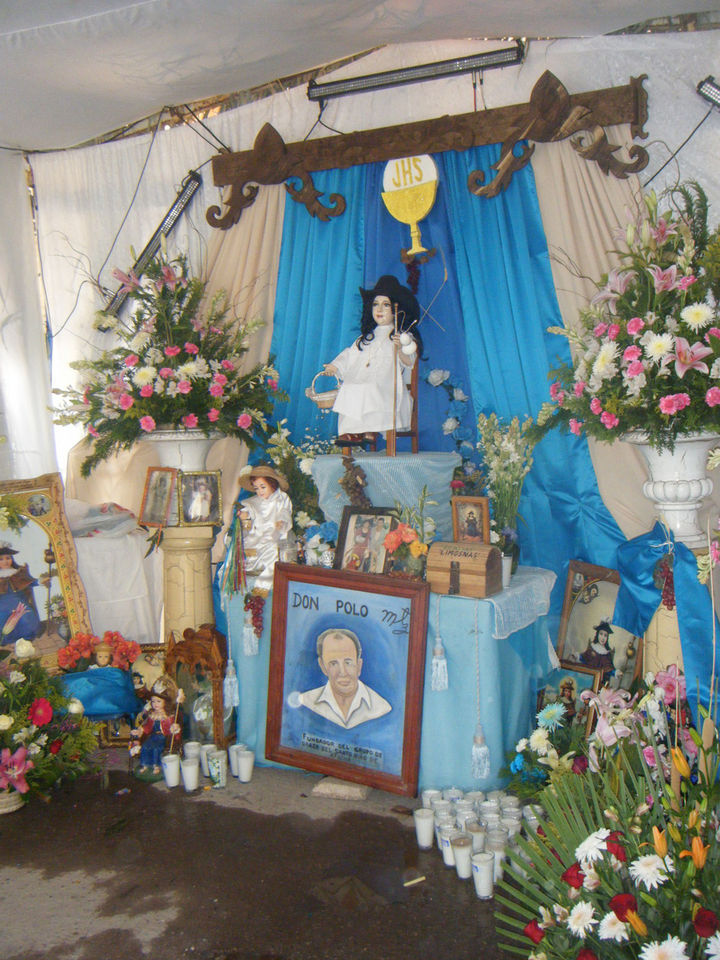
[679,836,709,869]
[409,540,428,558]
[652,826,668,858]
[671,746,691,778]
[687,809,699,829]
[626,910,648,936]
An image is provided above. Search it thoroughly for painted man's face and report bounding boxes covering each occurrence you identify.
[319,632,362,701]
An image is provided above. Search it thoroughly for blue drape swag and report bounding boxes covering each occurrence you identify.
[270,145,626,626]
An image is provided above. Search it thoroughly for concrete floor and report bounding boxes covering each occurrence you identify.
[0,751,502,960]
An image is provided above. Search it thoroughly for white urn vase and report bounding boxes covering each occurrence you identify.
[144,428,219,472]
[623,431,718,548]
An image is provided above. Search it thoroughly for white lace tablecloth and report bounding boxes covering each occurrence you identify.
[485,565,557,639]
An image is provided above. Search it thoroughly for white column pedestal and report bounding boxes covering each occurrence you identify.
[160,525,215,640]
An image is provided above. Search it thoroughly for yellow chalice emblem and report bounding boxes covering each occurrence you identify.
[381,155,438,257]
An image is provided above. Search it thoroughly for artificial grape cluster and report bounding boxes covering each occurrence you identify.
[654,555,676,611]
[244,593,265,638]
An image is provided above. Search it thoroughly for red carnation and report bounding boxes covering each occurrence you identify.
[28,697,53,726]
[607,830,628,862]
[49,740,63,755]
[609,893,637,921]
[450,479,465,489]
[523,919,545,944]
[561,862,586,889]
[572,755,588,774]
[576,950,598,960]
[693,908,719,938]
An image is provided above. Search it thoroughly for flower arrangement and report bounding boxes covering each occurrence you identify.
[535,181,720,452]
[53,251,286,476]
[476,412,536,555]
[495,667,720,960]
[504,700,588,799]
[56,630,141,672]
[0,641,99,800]
[384,486,436,577]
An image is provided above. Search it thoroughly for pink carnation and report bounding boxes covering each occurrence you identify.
[182,414,198,428]
[600,411,619,429]
[213,373,228,387]
[627,317,645,336]
[177,380,192,394]
[87,425,99,438]
[574,381,585,397]
[623,345,642,364]
[569,418,582,436]
[140,384,154,397]
[590,397,602,415]
[119,393,134,410]
[158,367,174,379]
[659,395,677,415]
[707,387,720,407]
[593,322,608,338]
[164,345,181,357]
[675,392,691,410]
[267,378,278,391]
[139,416,156,432]
[221,359,235,371]
[626,360,644,378]
[124,354,139,367]
[207,408,220,422]
[236,413,252,430]
[209,383,224,398]
[705,327,720,343]
[184,342,199,354]
[607,324,620,341]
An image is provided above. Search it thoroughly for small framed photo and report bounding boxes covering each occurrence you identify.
[139,467,177,527]
[267,564,430,795]
[537,661,602,738]
[451,495,490,543]
[557,560,643,690]
[178,471,222,526]
[334,506,397,574]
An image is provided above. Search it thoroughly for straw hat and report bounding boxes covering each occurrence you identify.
[239,463,289,493]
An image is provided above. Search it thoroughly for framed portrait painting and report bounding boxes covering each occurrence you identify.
[334,506,397,574]
[537,661,602,737]
[139,467,177,527]
[178,471,222,526]
[451,496,490,543]
[556,560,643,690]
[266,563,430,796]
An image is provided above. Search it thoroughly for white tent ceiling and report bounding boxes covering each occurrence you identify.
[1,0,717,151]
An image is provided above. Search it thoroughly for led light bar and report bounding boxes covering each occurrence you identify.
[103,170,202,321]
[697,75,720,107]
[307,41,525,102]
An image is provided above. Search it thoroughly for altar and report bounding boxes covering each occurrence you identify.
[216,565,555,792]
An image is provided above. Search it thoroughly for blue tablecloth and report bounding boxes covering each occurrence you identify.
[217,566,555,793]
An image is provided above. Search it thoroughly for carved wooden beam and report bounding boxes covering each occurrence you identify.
[207,72,648,229]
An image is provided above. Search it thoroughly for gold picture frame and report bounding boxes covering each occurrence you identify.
[139,467,177,527]
[451,495,490,543]
[178,470,222,526]
[0,472,92,672]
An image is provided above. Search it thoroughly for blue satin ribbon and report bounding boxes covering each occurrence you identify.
[613,521,719,721]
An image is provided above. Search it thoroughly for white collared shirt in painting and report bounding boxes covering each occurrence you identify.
[298,679,391,729]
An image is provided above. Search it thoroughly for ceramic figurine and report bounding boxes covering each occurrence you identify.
[129,677,182,779]
[238,464,293,592]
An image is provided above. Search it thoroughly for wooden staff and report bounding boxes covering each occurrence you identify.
[387,305,398,456]
[168,687,185,754]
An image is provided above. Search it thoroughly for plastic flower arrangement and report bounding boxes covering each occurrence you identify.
[0,641,99,801]
[476,412,535,555]
[536,181,720,453]
[495,668,720,960]
[53,251,286,476]
[384,486,437,577]
[56,630,141,672]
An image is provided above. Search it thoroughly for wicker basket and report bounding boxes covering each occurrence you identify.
[305,371,340,410]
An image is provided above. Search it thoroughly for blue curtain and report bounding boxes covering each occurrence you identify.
[271,147,627,625]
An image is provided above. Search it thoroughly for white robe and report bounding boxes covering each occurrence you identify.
[241,488,293,591]
[330,326,412,434]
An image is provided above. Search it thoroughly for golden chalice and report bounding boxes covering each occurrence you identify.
[381,155,438,256]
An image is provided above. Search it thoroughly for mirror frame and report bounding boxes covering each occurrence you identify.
[0,472,92,672]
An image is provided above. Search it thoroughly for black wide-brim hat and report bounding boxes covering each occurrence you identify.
[359,275,419,324]
[0,543,18,556]
[593,620,614,635]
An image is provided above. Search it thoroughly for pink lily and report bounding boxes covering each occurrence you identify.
[648,264,678,293]
[651,218,676,244]
[1,602,27,637]
[591,269,636,314]
[155,264,181,292]
[111,267,140,295]
[673,337,713,378]
[0,746,34,794]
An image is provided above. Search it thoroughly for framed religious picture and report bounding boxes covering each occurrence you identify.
[266,563,430,796]
[556,560,643,690]
[178,471,222,526]
[139,467,177,527]
[537,661,602,738]
[334,506,397,574]
[451,496,491,543]
[0,473,92,671]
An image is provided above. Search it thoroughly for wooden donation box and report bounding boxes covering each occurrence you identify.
[426,542,502,598]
